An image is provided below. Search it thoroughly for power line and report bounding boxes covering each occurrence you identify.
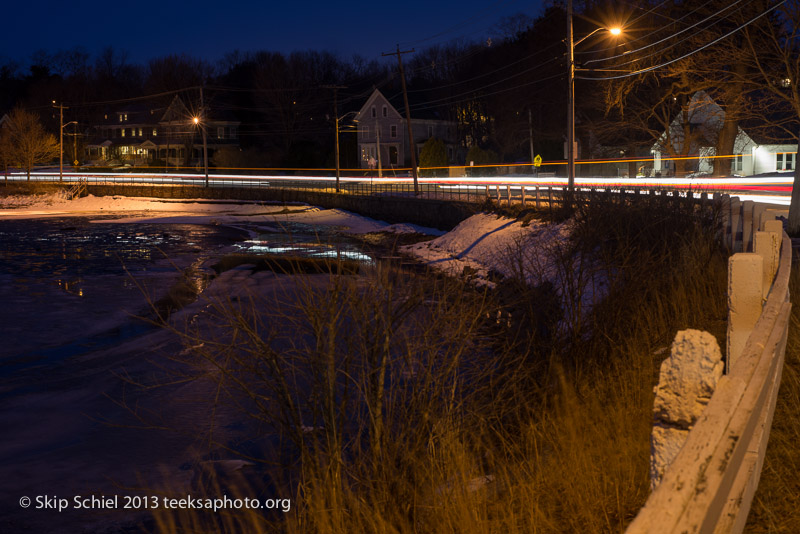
[581,0,754,68]
[576,0,786,81]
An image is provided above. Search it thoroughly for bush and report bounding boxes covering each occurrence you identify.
[419,137,448,177]
[465,145,498,176]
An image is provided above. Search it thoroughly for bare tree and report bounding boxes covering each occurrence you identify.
[4,107,59,180]
[0,122,12,183]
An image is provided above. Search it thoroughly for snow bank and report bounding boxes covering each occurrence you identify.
[0,193,445,236]
[401,212,571,286]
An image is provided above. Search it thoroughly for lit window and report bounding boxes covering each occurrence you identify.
[119,114,123,122]
[138,128,142,136]
[124,114,128,121]
[121,128,126,137]
[153,128,157,136]
[390,125,397,138]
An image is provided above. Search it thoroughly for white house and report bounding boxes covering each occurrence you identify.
[651,91,797,177]
[354,89,457,170]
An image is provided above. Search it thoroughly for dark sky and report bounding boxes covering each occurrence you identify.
[3,0,546,68]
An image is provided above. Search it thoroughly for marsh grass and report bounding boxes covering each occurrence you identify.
[147,194,729,533]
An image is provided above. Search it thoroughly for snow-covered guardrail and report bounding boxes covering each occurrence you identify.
[626,195,792,534]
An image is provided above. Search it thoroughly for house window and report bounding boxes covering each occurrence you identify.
[734,155,743,172]
[230,127,237,139]
[153,128,157,136]
[119,115,123,122]
[382,105,387,118]
[217,127,225,139]
[779,152,796,170]
[390,125,397,138]
[124,114,128,121]
[371,106,376,118]
[121,128,126,137]
[138,128,143,137]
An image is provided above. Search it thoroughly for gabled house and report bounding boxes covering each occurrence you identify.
[354,89,457,170]
[85,96,240,167]
[651,91,797,177]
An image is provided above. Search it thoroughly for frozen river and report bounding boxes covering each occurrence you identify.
[0,216,374,533]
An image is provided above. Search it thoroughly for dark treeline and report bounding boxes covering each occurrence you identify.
[1,0,799,171]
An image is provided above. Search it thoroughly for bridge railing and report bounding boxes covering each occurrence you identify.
[626,197,792,534]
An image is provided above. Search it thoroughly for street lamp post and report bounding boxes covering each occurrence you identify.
[193,115,209,187]
[334,111,358,193]
[52,101,70,182]
[567,0,622,193]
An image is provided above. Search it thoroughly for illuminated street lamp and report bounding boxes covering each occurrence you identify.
[192,115,209,187]
[567,0,622,193]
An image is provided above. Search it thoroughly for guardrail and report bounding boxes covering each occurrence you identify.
[626,195,792,534]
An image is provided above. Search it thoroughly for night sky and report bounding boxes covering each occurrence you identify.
[3,0,546,67]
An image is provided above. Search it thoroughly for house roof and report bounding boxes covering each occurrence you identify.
[355,88,454,124]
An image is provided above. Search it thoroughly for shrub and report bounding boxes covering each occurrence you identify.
[465,145,498,176]
[419,137,448,177]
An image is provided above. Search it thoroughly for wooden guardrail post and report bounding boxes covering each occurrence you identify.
[506,184,512,206]
[727,254,764,373]
[755,220,783,299]
[535,186,540,208]
[521,186,526,206]
[742,200,754,252]
[731,197,743,252]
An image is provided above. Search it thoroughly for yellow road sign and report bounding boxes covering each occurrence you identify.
[533,154,542,167]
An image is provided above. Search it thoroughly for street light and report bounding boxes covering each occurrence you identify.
[335,111,358,193]
[567,0,622,195]
[192,115,209,187]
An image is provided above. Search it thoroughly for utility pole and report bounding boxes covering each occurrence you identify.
[528,108,535,175]
[567,0,576,196]
[52,101,69,182]
[200,87,209,187]
[383,46,418,195]
[376,118,382,177]
[323,85,348,192]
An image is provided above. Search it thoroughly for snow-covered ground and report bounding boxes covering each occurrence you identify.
[401,212,572,287]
